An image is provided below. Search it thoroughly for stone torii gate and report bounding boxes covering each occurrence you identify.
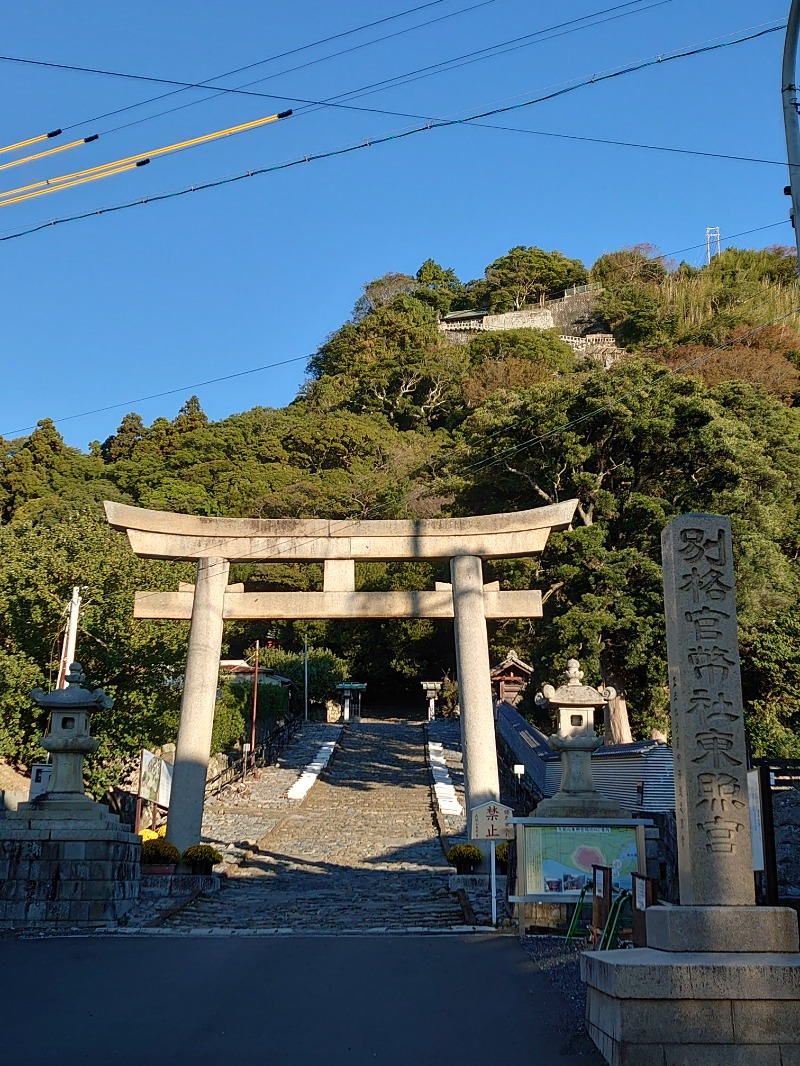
[105,499,577,853]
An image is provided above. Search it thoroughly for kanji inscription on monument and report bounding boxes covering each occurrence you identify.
[661,514,754,906]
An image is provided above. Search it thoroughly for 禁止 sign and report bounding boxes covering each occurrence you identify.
[470,801,514,840]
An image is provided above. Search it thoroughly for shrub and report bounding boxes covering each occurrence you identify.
[181,844,223,866]
[495,842,509,865]
[141,838,180,864]
[446,843,483,868]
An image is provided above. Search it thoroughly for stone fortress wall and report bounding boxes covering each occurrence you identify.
[437,285,624,366]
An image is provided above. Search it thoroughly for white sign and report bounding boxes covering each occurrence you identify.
[157,760,173,809]
[470,801,514,840]
[747,770,765,872]
[595,868,605,897]
[634,876,647,911]
[29,763,52,799]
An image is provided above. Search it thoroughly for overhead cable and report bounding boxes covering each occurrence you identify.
[0,25,782,239]
[0,110,291,208]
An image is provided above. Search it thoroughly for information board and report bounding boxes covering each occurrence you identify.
[510,818,647,903]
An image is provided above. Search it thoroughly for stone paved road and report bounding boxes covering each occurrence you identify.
[162,718,467,931]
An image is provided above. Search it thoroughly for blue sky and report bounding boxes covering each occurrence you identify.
[0,0,793,448]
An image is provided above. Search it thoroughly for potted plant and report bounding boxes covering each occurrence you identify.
[181,844,223,875]
[141,838,180,874]
[446,842,484,874]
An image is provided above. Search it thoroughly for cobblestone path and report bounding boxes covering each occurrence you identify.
[161,719,467,931]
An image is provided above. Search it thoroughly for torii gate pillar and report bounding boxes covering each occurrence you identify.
[451,555,499,816]
[169,557,229,853]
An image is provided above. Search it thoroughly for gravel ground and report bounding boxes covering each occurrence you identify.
[518,935,591,1039]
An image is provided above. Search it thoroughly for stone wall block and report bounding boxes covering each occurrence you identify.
[663,1046,783,1066]
[84,841,114,860]
[68,901,91,923]
[732,1000,800,1044]
[23,902,49,922]
[87,860,114,880]
[57,880,84,901]
[40,901,71,922]
[61,841,86,860]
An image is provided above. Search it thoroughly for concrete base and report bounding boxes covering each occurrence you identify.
[581,948,800,1066]
[646,905,800,954]
[0,798,140,927]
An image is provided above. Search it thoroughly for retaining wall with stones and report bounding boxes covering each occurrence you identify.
[0,805,140,927]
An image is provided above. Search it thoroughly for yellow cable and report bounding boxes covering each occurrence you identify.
[0,137,93,174]
[0,112,285,202]
[0,161,144,208]
[0,132,49,155]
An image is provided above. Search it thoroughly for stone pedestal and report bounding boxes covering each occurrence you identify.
[0,800,140,927]
[582,947,800,1066]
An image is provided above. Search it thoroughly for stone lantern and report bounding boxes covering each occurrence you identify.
[420,680,442,721]
[32,663,112,805]
[534,659,627,818]
[0,663,140,930]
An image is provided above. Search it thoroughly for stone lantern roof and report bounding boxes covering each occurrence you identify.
[31,663,114,712]
[536,659,614,712]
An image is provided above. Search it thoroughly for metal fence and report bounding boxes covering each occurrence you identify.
[205,715,304,796]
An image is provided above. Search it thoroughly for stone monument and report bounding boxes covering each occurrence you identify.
[582,515,800,1064]
[0,665,140,928]
[535,660,628,818]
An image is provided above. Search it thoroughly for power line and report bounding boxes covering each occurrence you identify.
[0,353,309,439]
[1,219,791,441]
[0,0,501,136]
[0,25,784,244]
[100,0,674,137]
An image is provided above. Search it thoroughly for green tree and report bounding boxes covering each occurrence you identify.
[484,246,588,311]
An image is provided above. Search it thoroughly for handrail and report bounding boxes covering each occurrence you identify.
[597,890,632,950]
[565,883,592,944]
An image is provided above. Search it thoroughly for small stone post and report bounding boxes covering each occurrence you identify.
[168,556,230,855]
[450,554,500,832]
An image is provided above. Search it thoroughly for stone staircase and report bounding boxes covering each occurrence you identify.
[158,719,467,932]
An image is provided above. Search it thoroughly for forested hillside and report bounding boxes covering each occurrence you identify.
[2,242,799,792]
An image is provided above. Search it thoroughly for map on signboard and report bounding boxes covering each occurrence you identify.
[524,825,640,895]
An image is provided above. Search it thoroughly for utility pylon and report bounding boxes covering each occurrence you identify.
[705,226,721,264]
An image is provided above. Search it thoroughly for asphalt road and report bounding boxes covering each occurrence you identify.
[1,933,602,1064]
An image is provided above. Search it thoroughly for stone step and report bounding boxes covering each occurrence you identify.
[156,719,469,932]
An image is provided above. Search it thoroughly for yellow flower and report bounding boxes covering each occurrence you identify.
[139,828,158,840]
[156,824,168,837]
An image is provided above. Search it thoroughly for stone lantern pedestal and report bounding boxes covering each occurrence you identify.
[0,665,141,929]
